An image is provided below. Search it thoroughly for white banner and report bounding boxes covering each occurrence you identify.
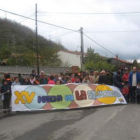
[11,84,127,111]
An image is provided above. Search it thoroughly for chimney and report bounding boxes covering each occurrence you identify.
[116,55,118,60]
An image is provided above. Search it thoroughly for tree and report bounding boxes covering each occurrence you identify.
[85,47,115,71]
[0,46,11,64]
[133,59,139,68]
[0,18,65,66]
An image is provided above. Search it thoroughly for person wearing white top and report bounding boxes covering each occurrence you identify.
[129,67,140,103]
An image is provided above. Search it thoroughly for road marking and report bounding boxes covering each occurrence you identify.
[119,105,126,112]
[106,105,126,123]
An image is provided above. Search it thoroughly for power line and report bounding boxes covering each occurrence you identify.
[19,13,35,23]
[0,9,79,33]
[38,11,140,15]
[50,32,76,39]
[85,30,140,33]
[83,34,116,56]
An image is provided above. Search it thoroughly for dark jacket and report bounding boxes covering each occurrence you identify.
[19,76,25,85]
[1,84,11,100]
[129,72,140,86]
[40,78,48,84]
[106,73,113,85]
[2,78,12,86]
[113,75,122,90]
[23,81,31,85]
[98,75,107,84]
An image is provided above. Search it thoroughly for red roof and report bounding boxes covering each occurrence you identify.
[112,58,132,64]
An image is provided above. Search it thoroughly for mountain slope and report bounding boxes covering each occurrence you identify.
[0,18,64,66]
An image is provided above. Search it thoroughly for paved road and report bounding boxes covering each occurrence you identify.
[0,104,140,140]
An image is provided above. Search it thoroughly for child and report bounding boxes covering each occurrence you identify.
[48,76,55,85]
[136,83,140,104]
[122,81,129,103]
[56,80,61,85]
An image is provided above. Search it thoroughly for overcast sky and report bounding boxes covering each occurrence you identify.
[0,0,140,61]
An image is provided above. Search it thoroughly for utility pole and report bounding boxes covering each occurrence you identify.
[80,27,85,71]
[35,3,39,75]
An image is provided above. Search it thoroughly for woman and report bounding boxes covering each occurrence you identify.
[93,71,99,84]
[23,77,31,85]
[56,80,61,85]
[12,77,20,86]
[82,74,93,84]
[48,76,55,85]
[30,74,35,85]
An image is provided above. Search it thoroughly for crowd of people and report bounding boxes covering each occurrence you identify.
[1,67,140,115]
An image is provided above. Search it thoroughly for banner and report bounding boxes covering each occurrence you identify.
[11,84,127,111]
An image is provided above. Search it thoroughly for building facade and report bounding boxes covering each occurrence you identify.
[58,50,83,68]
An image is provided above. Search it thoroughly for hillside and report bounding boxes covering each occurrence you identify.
[0,18,65,66]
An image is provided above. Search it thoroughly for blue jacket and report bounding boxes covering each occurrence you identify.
[129,72,140,86]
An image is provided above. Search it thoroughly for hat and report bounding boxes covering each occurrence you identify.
[101,70,105,74]
[125,67,128,71]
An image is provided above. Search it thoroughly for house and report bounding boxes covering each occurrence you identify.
[108,55,133,70]
[58,50,86,68]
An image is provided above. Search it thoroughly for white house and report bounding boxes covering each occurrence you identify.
[58,50,85,68]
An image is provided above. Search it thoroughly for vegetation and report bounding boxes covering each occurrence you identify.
[85,47,115,71]
[133,59,139,68]
[0,18,64,66]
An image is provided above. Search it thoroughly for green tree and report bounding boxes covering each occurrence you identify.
[133,59,139,68]
[85,47,115,71]
[0,18,65,66]
[0,46,11,64]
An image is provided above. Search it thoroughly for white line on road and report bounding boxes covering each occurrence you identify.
[106,105,126,123]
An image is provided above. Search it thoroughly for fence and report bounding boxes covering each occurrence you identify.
[0,66,71,75]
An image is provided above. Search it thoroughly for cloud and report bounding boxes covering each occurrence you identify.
[0,0,140,61]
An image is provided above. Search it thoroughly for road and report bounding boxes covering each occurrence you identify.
[0,104,140,140]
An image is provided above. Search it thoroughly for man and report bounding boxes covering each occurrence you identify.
[89,70,94,83]
[98,70,107,85]
[18,73,24,85]
[1,80,11,115]
[129,67,140,103]
[32,69,37,77]
[106,70,113,85]
[2,73,12,86]
[113,71,124,90]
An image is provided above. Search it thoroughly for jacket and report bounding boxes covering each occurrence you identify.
[122,73,129,82]
[98,75,107,84]
[113,75,122,90]
[1,85,11,100]
[129,72,140,86]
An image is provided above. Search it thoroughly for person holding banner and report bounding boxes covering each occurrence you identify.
[98,70,107,85]
[82,73,93,84]
[113,71,124,90]
[12,77,20,86]
[1,80,11,115]
[33,75,40,85]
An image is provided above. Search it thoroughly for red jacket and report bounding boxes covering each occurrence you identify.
[122,86,129,95]
[122,73,129,82]
[48,80,55,85]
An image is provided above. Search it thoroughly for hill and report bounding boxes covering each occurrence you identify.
[0,18,64,66]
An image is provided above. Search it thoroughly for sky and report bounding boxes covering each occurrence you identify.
[0,0,140,61]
